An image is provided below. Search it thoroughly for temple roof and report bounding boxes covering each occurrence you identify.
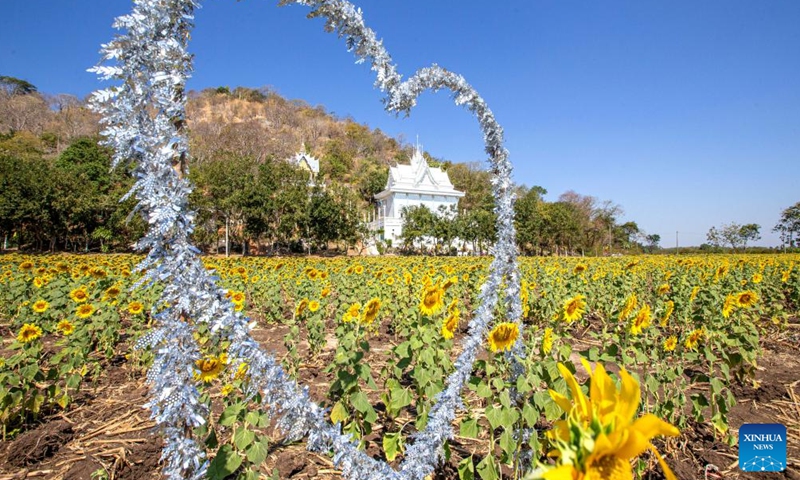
[288,145,320,174]
[376,146,464,199]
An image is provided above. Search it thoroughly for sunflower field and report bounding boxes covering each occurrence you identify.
[1,253,798,478]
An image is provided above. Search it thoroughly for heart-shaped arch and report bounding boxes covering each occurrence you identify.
[90,1,526,479]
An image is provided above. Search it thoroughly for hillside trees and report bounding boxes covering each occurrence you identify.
[707,222,761,251]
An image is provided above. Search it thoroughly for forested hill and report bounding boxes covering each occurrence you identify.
[1,77,654,255]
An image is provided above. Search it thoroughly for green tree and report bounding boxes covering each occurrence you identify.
[773,202,800,248]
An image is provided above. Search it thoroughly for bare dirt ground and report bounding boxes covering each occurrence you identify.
[1,321,798,480]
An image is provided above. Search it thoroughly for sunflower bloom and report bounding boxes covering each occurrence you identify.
[127,301,144,315]
[32,300,49,313]
[488,322,519,353]
[562,295,586,323]
[57,320,75,336]
[419,284,445,316]
[663,336,677,352]
[195,355,225,383]
[630,304,651,335]
[735,290,758,308]
[230,291,246,305]
[442,309,459,340]
[722,294,737,318]
[656,283,670,296]
[342,302,361,323]
[295,298,309,317]
[619,294,637,321]
[542,327,554,355]
[689,286,700,304]
[309,300,321,312]
[536,360,679,480]
[69,287,89,303]
[660,301,674,327]
[76,304,95,319]
[361,298,381,325]
[574,264,587,274]
[17,323,43,343]
[684,328,705,351]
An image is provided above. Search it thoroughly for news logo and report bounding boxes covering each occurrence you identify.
[739,423,787,472]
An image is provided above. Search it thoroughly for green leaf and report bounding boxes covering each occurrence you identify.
[208,445,243,480]
[233,427,255,451]
[485,405,503,430]
[476,454,499,480]
[219,403,245,427]
[382,432,403,462]
[330,401,349,425]
[390,386,412,412]
[459,417,479,439]
[245,439,269,465]
[458,456,475,480]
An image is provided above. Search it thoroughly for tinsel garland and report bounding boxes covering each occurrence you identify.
[90,1,526,479]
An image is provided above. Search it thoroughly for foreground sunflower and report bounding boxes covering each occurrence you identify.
[419,284,445,316]
[127,301,144,315]
[562,295,586,323]
[76,304,96,319]
[57,320,76,336]
[195,354,225,383]
[441,309,460,340]
[487,322,519,352]
[32,300,49,313]
[17,323,43,343]
[735,290,758,308]
[361,298,381,325]
[530,360,679,480]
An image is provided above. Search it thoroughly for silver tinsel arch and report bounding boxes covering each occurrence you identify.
[90,1,526,478]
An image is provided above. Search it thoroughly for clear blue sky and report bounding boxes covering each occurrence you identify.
[2,1,799,247]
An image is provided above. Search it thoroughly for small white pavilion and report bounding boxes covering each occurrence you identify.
[288,144,320,186]
[369,145,464,245]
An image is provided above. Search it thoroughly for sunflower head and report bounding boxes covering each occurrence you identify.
[195,355,225,383]
[537,360,680,480]
[419,285,444,316]
[57,320,75,336]
[70,287,89,303]
[32,300,49,313]
[562,295,586,323]
[128,301,144,315]
[17,323,43,343]
[309,300,321,312]
[441,310,460,340]
[736,290,758,308]
[76,303,96,319]
[361,298,381,325]
[487,322,520,353]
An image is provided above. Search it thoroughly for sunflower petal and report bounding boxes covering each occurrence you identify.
[558,363,589,418]
[649,443,678,480]
[616,368,640,422]
[549,389,574,414]
[614,428,651,459]
[630,413,680,440]
[541,464,577,480]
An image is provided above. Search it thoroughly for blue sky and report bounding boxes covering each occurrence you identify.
[2,1,799,247]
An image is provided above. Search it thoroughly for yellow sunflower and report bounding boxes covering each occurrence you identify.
[32,300,49,313]
[442,309,459,340]
[321,287,331,298]
[419,284,445,316]
[573,264,587,274]
[342,302,361,323]
[656,283,670,296]
[752,273,763,284]
[69,287,89,303]
[562,295,586,323]
[295,298,309,317]
[536,360,679,480]
[542,327,554,355]
[195,355,225,383]
[618,294,637,321]
[57,319,75,336]
[660,301,674,327]
[487,322,519,353]
[76,304,95,319]
[630,305,651,335]
[722,294,737,318]
[361,298,381,325]
[104,285,121,298]
[127,301,144,315]
[17,323,43,343]
[663,336,677,352]
[230,291,246,305]
[19,261,34,271]
[309,300,321,312]
[689,286,700,304]
[684,328,705,351]
[735,290,758,308]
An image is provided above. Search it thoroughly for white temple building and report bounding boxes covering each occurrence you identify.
[369,145,464,245]
[288,144,320,186]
